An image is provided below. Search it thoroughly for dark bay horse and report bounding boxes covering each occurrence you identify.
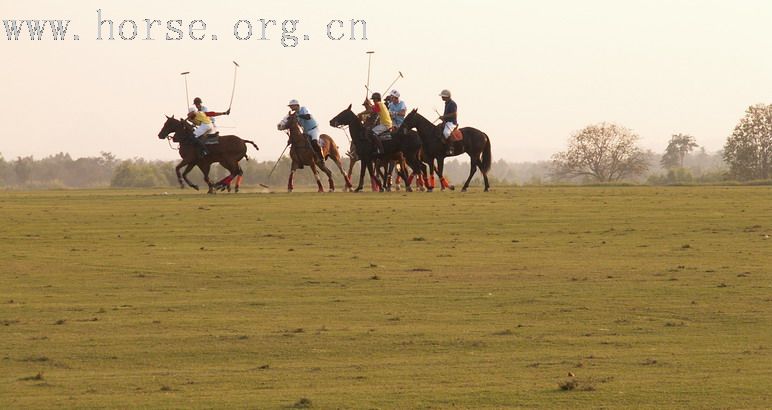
[157,116,259,193]
[399,109,492,192]
[344,140,410,192]
[280,113,352,192]
[330,105,426,192]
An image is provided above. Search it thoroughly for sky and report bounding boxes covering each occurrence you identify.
[3,0,772,162]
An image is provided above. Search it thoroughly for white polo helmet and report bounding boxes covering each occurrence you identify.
[288,99,300,106]
[389,89,400,98]
[439,89,452,98]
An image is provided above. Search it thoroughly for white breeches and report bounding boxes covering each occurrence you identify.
[443,122,457,139]
[372,124,389,136]
[194,123,214,138]
[306,127,320,141]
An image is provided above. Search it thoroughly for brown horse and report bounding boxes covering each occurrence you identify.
[157,116,259,193]
[280,113,351,192]
[399,109,492,192]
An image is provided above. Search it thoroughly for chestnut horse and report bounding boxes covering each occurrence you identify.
[279,113,352,192]
[157,116,259,193]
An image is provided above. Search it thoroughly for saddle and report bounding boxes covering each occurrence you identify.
[371,128,392,141]
[202,132,220,145]
[450,127,463,142]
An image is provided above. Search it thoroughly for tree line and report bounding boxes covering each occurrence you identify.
[551,103,772,184]
[4,103,772,188]
[0,149,727,189]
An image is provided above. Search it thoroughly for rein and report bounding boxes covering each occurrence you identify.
[166,136,179,151]
[164,118,192,151]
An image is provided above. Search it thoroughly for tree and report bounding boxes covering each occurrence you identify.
[0,154,7,185]
[551,123,648,182]
[14,156,34,185]
[661,134,698,169]
[724,104,772,180]
[110,160,169,188]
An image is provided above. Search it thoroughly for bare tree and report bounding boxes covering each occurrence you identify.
[551,123,648,182]
[724,104,772,180]
[661,134,698,169]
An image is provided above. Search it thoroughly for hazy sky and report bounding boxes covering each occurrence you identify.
[3,0,772,162]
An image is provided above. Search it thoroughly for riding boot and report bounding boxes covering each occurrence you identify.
[370,134,384,155]
[312,139,324,162]
[192,136,209,157]
[445,138,454,155]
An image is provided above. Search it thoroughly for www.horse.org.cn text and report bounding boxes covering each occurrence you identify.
[1,9,369,47]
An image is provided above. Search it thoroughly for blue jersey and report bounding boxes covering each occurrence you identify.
[296,106,318,132]
[443,100,458,124]
[388,100,407,128]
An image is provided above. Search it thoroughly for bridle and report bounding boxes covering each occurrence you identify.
[163,118,193,151]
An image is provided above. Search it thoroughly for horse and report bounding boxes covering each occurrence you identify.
[399,109,492,192]
[330,105,427,192]
[157,116,259,194]
[279,113,351,192]
[344,140,408,192]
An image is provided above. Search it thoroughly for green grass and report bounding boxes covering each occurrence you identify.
[1,187,770,408]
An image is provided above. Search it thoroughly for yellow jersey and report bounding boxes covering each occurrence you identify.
[374,101,392,128]
[192,111,212,125]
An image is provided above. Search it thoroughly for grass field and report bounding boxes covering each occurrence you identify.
[1,186,770,409]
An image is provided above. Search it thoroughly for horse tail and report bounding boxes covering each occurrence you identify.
[243,139,260,152]
[481,134,492,173]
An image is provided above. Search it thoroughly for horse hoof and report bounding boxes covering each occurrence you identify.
[461,188,468,193]
[484,188,489,192]
[192,185,199,191]
[235,187,240,193]
[449,185,456,191]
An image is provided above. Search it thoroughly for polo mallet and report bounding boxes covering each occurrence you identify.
[365,51,374,98]
[383,71,404,95]
[180,71,190,110]
[434,108,443,124]
[228,61,239,112]
[265,142,290,182]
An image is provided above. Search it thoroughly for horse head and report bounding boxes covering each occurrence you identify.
[158,115,178,139]
[396,109,418,134]
[329,104,355,128]
[158,116,193,142]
